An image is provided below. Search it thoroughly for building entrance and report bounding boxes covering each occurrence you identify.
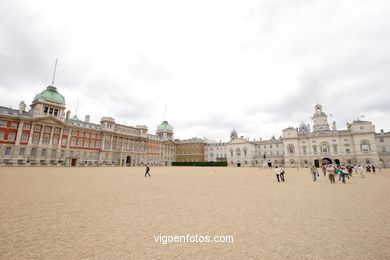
[126,156,131,166]
[71,158,77,166]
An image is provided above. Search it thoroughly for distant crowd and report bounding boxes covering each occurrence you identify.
[275,163,378,184]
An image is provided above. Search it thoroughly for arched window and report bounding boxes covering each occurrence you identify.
[236,148,241,157]
[320,142,330,153]
[361,140,370,152]
[289,159,295,166]
[287,144,295,155]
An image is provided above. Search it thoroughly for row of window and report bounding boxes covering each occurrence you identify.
[0,132,16,141]
[287,142,371,155]
[206,153,227,158]
[205,147,226,151]
[4,146,100,159]
[43,106,60,116]
[70,138,101,148]
[0,121,18,129]
[177,151,203,155]
[71,130,101,138]
[257,144,280,148]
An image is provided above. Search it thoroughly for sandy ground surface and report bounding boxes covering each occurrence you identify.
[0,166,390,260]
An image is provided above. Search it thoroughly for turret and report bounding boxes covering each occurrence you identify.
[18,101,26,114]
[311,104,330,132]
[156,121,174,140]
[30,85,66,121]
[230,129,238,141]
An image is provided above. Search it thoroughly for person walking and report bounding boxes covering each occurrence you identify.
[347,165,353,177]
[310,164,319,182]
[336,167,347,184]
[327,164,336,184]
[358,165,364,178]
[372,164,376,173]
[145,165,151,177]
[321,164,327,177]
[280,167,285,182]
[275,166,282,182]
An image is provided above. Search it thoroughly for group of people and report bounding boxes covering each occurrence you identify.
[275,166,286,182]
[364,164,376,173]
[309,163,376,184]
[275,163,377,184]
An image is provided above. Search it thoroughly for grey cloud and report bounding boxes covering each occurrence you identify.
[127,54,172,82]
[0,1,69,90]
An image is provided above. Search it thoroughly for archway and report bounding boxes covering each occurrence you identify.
[237,162,241,167]
[322,158,332,164]
[126,156,131,166]
[314,159,320,168]
[335,159,340,166]
[268,161,272,167]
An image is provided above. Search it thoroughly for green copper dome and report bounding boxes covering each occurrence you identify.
[157,121,173,132]
[33,85,65,104]
[70,115,80,121]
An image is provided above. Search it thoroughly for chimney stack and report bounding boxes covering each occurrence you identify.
[85,115,90,123]
[66,110,71,120]
[18,101,26,114]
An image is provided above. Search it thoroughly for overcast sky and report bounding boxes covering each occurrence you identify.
[1,0,389,141]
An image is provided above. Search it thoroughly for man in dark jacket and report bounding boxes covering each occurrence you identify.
[145,165,151,177]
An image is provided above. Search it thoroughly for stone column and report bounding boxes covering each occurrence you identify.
[28,123,35,145]
[38,125,44,145]
[11,121,24,164]
[109,135,113,150]
[56,128,64,164]
[66,131,71,149]
[48,126,55,146]
[101,134,106,150]
[15,121,24,145]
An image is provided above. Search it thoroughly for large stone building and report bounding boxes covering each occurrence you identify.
[0,85,175,166]
[175,137,206,162]
[375,130,390,168]
[227,104,390,168]
[1,85,389,169]
[205,141,227,162]
[226,129,284,167]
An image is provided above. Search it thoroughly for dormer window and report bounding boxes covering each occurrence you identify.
[44,107,49,113]
[54,109,58,116]
[49,108,54,115]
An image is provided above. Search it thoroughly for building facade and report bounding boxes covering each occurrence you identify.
[0,85,175,166]
[227,104,387,168]
[205,141,227,162]
[226,129,284,167]
[175,137,206,162]
[375,129,390,168]
[1,86,389,168]
[282,104,380,168]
